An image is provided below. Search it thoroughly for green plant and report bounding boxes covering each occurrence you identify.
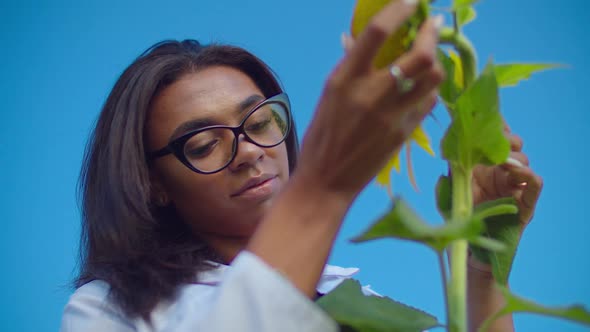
[316,1,590,331]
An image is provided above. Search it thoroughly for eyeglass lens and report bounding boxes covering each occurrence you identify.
[182,101,289,173]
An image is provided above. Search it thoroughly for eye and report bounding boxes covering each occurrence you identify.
[246,117,271,132]
[186,139,218,159]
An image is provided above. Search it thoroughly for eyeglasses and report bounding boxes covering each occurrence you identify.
[149,93,291,174]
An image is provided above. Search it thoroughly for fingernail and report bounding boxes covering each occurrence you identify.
[506,157,524,168]
[403,0,418,5]
[340,32,354,52]
[433,14,445,30]
[340,32,348,51]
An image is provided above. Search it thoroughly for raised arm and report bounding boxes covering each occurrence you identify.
[248,0,444,298]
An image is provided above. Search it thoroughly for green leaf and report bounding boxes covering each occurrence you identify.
[434,179,509,254]
[478,286,590,332]
[437,49,461,105]
[472,197,519,221]
[441,61,510,169]
[435,175,452,220]
[457,6,476,27]
[453,0,479,9]
[351,198,483,252]
[470,236,507,253]
[403,0,430,52]
[434,177,509,253]
[495,63,562,87]
[317,279,442,332]
[470,199,521,285]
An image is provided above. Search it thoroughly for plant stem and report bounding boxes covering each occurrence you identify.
[438,21,480,332]
[439,27,478,88]
[447,164,473,332]
[448,241,469,332]
[450,165,473,221]
[438,252,450,328]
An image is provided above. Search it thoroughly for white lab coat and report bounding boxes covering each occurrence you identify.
[60,251,379,332]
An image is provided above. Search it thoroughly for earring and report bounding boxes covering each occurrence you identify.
[154,194,169,207]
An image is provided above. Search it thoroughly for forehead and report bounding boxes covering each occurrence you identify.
[147,66,264,142]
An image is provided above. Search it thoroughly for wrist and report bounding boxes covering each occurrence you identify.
[247,167,355,298]
[289,166,358,209]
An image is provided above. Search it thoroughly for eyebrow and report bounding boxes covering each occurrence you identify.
[170,94,265,139]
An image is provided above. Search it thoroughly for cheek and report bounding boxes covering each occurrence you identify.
[164,169,235,232]
[281,146,290,177]
[159,161,229,208]
[269,143,290,179]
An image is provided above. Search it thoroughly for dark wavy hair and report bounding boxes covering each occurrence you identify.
[76,39,300,321]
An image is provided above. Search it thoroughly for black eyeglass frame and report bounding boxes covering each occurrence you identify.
[148,92,292,175]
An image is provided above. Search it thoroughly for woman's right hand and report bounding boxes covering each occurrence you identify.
[248,0,445,299]
[296,0,444,202]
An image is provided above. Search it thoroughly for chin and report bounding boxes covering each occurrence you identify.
[237,198,275,231]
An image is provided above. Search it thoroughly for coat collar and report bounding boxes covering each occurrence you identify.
[194,259,360,295]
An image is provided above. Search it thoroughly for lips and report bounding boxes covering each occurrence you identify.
[232,174,278,197]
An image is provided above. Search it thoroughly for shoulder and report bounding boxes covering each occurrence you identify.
[63,280,113,315]
[60,280,137,331]
[60,255,373,331]
[60,278,219,331]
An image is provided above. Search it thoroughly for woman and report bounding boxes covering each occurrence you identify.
[61,1,542,331]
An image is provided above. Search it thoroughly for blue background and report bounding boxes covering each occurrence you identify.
[1,0,589,331]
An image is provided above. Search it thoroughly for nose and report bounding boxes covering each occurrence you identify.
[227,134,265,172]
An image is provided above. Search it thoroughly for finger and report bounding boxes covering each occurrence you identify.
[504,152,530,168]
[492,167,517,197]
[507,166,543,219]
[521,172,543,213]
[506,168,532,189]
[504,165,537,192]
[395,66,445,109]
[373,15,443,99]
[346,0,418,74]
[505,157,525,168]
[501,152,530,170]
[404,90,438,129]
[508,133,524,152]
[369,14,445,104]
[340,33,355,53]
[388,15,443,81]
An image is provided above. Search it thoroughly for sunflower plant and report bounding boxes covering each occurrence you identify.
[316,1,590,331]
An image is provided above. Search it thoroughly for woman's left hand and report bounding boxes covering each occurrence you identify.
[468,126,543,330]
[472,126,544,237]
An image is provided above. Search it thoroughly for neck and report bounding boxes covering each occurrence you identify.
[200,233,251,264]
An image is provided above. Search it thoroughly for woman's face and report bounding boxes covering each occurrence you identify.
[146,66,290,241]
